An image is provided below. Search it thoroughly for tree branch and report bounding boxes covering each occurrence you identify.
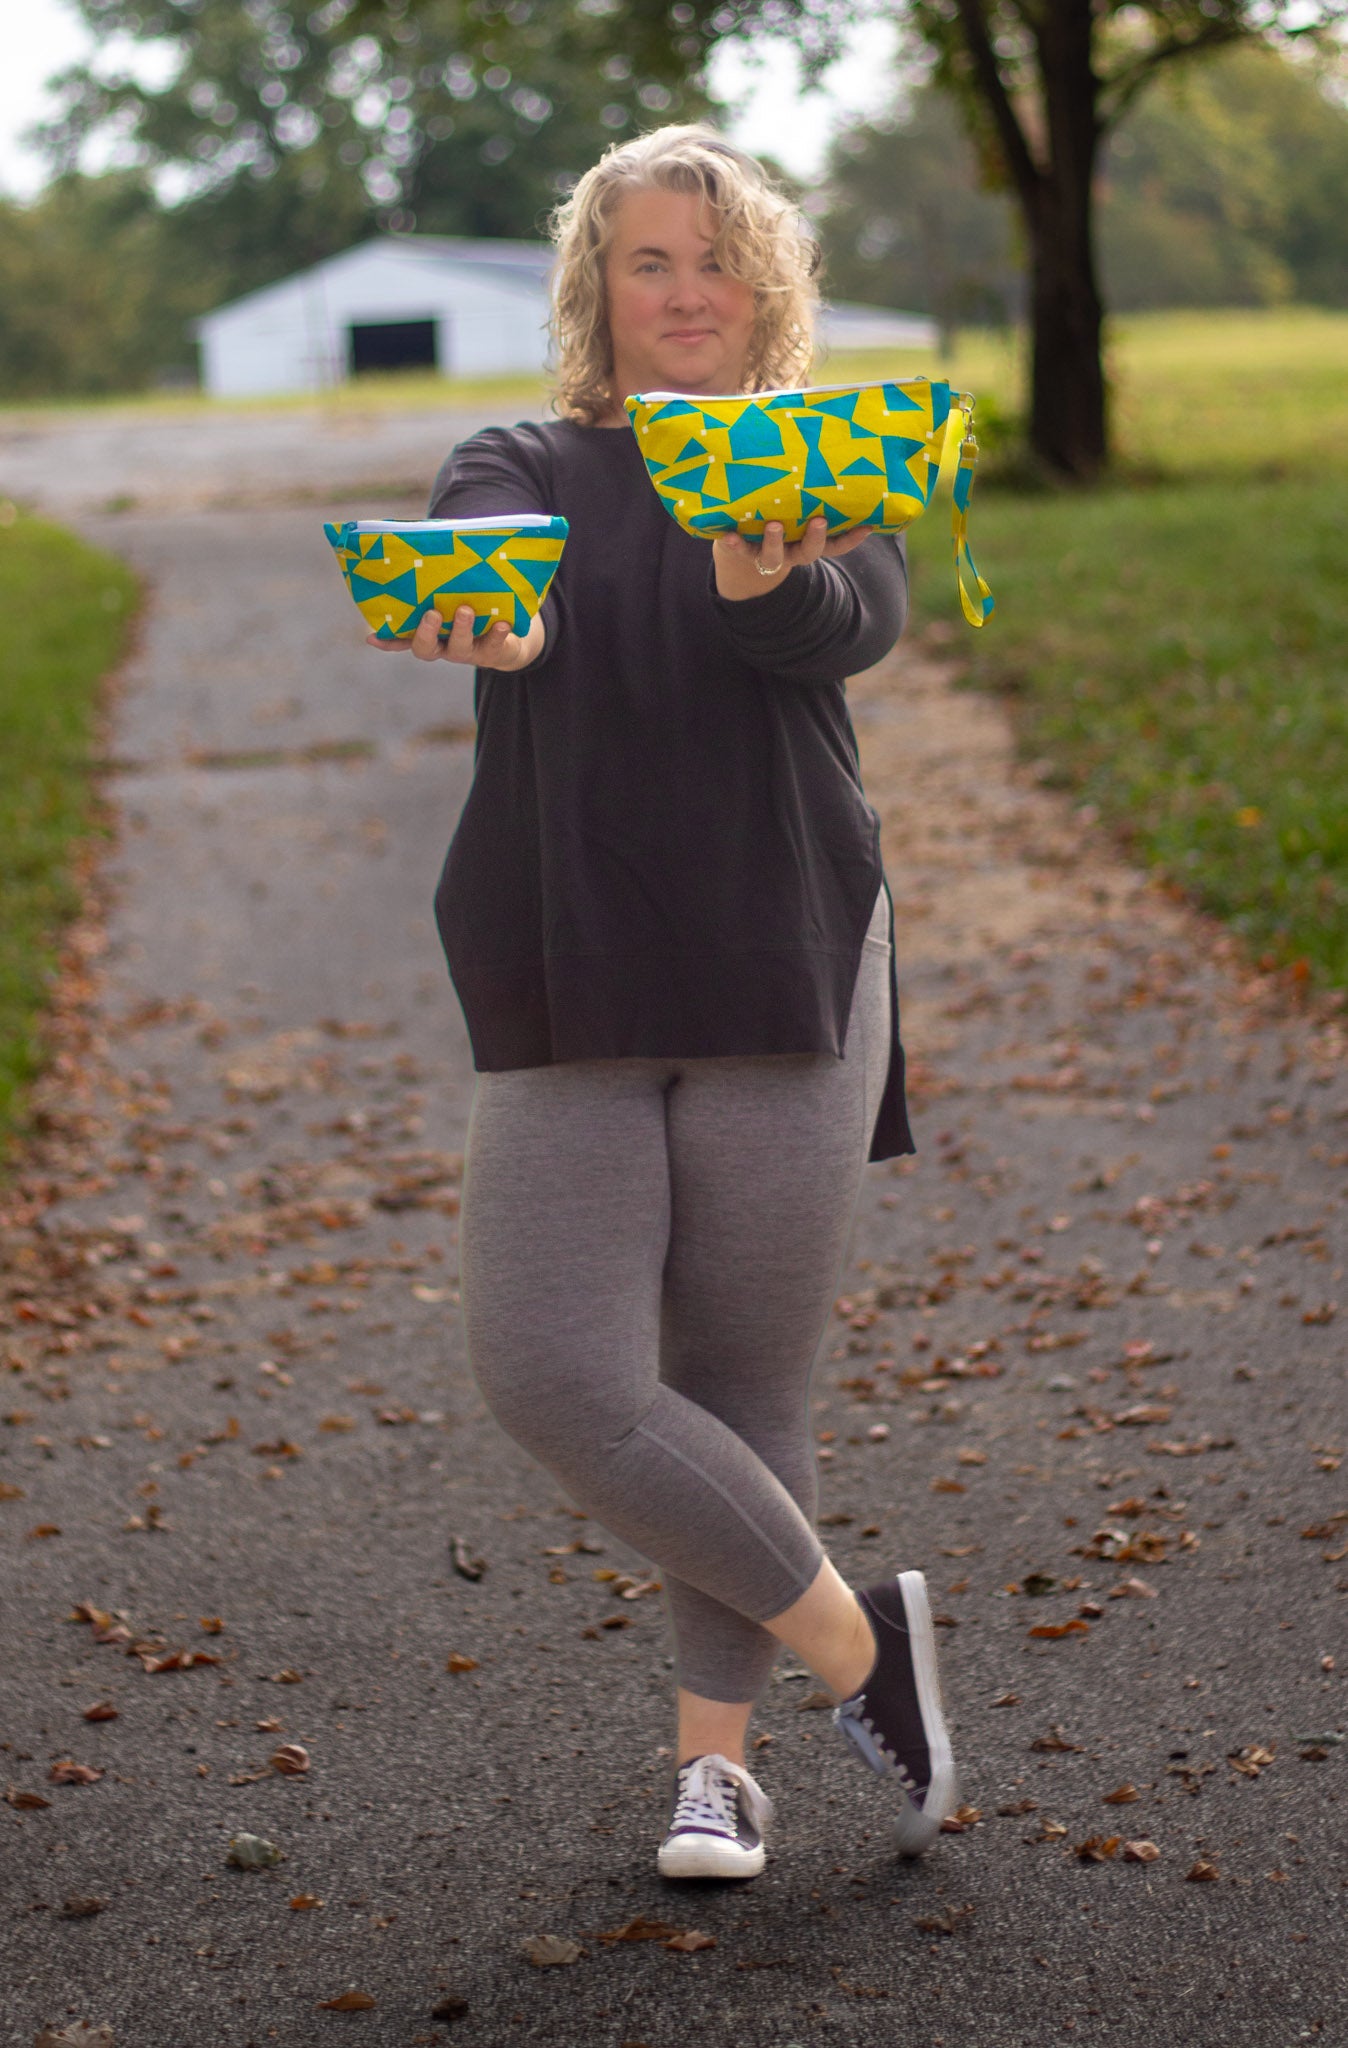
[952,0,1043,205]
[1098,19,1251,125]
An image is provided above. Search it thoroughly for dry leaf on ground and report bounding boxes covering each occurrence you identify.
[587,1916,683,1943]
[522,1934,584,1967]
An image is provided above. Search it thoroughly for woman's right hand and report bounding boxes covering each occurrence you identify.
[367,605,545,670]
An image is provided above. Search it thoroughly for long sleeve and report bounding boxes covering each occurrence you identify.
[426,423,565,673]
[705,529,908,685]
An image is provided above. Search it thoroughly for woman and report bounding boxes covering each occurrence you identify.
[371,123,956,1878]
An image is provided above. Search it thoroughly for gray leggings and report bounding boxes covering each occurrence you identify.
[458,885,893,1703]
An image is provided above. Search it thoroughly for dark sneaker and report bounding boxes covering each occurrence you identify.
[656,1751,773,1879]
[832,1570,957,1857]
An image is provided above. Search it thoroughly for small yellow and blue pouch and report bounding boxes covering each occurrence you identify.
[624,379,993,627]
[324,513,569,641]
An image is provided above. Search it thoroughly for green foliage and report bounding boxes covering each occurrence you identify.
[903,310,1348,987]
[1099,45,1348,309]
[818,48,1348,330]
[817,85,1021,343]
[41,0,716,262]
[0,512,136,1154]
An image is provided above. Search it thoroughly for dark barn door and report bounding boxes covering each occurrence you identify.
[348,318,439,375]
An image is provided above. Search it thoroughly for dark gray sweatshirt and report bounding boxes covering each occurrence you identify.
[427,414,914,1161]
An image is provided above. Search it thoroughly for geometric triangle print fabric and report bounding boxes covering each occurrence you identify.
[324,517,568,641]
[625,379,954,543]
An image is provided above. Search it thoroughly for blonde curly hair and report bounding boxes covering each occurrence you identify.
[546,123,821,425]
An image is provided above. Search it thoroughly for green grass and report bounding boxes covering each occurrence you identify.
[906,465,1348,987]
[0,511,137,1159]
[829,306,1348,483]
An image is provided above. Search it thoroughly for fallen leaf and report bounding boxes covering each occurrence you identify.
[48,1761,102,1785]
[225,1833,283,1870]
[450,1536,487,1580]
[990,1691,1019,1708]
[270,1743,310,1775]
[82,1702,117,1722]
[33,2027,114,2048]
[1028,1619,1090,1639]
[1102,1784,1140,1805]
[913,1904,974,1935]
[1109,1576,1160,1600]
[1030,1726,1083,1752]
[290,1893,323,1910]
[58,1896,106,1918]
[1123,1839,1161,1862]
[939,1803,982,1833]
[797,1689,837,1711]
[5,1786,50,1809]
[930,1477,966,1494]
[315,1991,376,2010]
[445,1653,479,1673]
[1075,1835,1121,1861]
[588,1915,683,1943]
[522,1933,584,1967]
[1228,1744,1276,1777]
[664,1928,716,1952]
[1186,1859,1220,1882]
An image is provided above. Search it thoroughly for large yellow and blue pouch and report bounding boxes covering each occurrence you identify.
[624,379,993,627]
[324,514,569,641]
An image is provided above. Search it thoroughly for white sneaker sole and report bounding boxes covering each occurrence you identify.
[890,1569,958,1857]
[657,1831,767,1879]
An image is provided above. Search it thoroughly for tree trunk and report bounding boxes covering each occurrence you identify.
[1022,0,1109,481]
[1024,181,1108,480]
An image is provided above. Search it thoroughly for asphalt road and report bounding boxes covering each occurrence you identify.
[0,413,1345,2048]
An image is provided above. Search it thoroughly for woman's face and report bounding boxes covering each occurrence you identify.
[601,184,758,416]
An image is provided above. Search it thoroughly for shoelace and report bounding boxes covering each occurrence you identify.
[835,1697,921,1796]
[669,1753,774,1838]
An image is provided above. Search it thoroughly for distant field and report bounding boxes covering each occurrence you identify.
[0,515,137,1160]
[6,308,1344,485]
[905,319,1348,988]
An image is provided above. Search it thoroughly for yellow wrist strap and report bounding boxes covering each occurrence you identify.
[950,397,994,629]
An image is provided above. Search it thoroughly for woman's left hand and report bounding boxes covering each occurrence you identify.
[712,516,872,603]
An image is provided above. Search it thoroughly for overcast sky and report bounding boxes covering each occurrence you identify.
[0,0,899,202]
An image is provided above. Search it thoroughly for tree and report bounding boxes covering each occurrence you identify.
[817,46,1348,332]
[36,0,717,303]
[817,83,1020,347]
[897,0,1346,477]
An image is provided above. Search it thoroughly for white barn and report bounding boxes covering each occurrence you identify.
[193,235,937,399]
